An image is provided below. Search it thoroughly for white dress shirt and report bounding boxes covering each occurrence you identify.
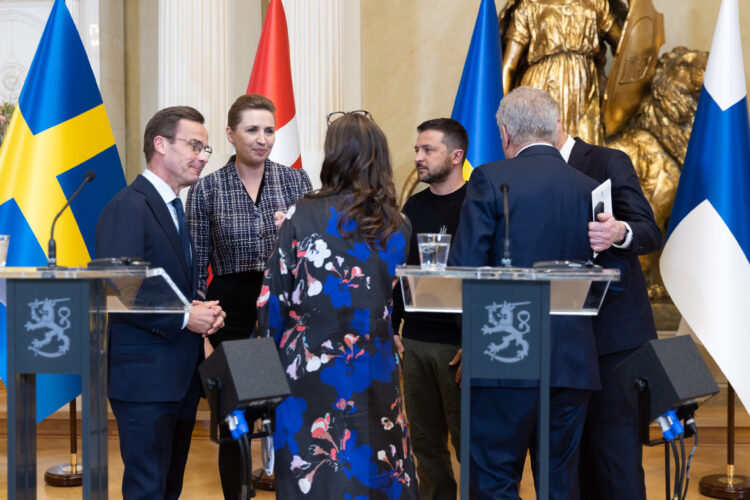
[142,168,191,328]
[559,136,632,249]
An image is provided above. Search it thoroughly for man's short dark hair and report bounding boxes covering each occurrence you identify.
[417,118,469,156]
[143,106,205,163]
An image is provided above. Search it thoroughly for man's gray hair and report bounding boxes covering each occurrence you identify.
[496,86,559,146]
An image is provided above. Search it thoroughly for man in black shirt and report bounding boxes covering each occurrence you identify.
[392,118,468,500]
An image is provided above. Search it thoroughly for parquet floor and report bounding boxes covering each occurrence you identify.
[0,432,747,499]
[1,382,747,499]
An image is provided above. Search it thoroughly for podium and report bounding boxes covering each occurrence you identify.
[396,264,619,500]
[1,266,190,500]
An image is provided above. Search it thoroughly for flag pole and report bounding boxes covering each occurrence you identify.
[43,399,83,486]
[699,383,750,498]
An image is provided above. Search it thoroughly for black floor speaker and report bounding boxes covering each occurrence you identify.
[199,337,291,421]
[614,335,719,421]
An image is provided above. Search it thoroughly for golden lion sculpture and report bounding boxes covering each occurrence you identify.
[606,46,708,298]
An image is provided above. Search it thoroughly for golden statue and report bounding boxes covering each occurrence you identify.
[400,2,706,305]
[500,0,623,144]
[606,47,708,298]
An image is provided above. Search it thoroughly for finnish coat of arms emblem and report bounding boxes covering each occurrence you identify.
[481,300,531,363]
[25,297,72,358]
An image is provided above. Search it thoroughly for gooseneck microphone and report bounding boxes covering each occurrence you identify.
[500,183,512,267]
[48,170,96,267]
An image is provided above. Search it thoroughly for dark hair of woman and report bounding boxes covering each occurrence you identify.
[309,112,402,249]
[227,93,276,130]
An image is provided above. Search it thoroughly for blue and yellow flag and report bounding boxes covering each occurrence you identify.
[451,0,504,180]
[0,0,126,422]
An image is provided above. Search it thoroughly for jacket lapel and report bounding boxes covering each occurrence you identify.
[569,138,594,175]
[133,175,192,281]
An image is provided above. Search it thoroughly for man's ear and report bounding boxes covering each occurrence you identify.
[500,125,510,151]
[452,148,465,166]
[154,136,168,156]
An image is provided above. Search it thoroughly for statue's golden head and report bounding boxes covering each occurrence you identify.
[634,46,708,162]
[651,47,708,126]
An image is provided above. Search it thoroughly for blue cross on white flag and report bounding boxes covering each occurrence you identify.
[660,0,750,411]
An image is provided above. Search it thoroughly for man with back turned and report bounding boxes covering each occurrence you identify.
[449,86,600,499]
[558,128,661,500]
[96,106,225,499]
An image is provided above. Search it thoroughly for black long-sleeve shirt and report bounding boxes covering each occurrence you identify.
[392,184,466,345]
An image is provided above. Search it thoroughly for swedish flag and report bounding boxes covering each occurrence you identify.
[451,0,504,180]
[0,0,126,422]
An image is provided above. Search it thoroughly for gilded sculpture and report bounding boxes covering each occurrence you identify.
[401,0,708,307]
[499,0,624,145]
[606,47,708,298]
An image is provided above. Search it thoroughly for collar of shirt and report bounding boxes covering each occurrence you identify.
[141,168,191,329]
[515,142,556,157]
[559,135,576,162]
[142,168,180,230]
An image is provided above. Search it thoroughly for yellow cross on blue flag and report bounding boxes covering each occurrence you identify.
[0,0,126,422]
[660,0,750,410]
[451,0,505,180]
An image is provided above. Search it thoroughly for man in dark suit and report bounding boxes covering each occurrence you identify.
[449,86,601,500]
[96,106,225,500]
[558,131,661,500]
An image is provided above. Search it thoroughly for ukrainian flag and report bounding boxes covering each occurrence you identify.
[451,0,504,180]
[0,0,126,422]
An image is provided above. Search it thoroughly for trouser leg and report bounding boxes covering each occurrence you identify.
[111,389,198,500]
[469,387,537,500]
[579,349,646,500]
[530,388,590,500]
[402,337,460,500]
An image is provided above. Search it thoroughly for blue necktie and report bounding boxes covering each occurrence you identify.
[171,198,192,268]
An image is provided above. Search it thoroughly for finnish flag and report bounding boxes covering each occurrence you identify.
[660,0,750,410]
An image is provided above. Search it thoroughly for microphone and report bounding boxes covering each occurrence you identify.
[500,183,511,267]
[48,170,96,267]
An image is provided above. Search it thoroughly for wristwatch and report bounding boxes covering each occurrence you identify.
[615,224,630,246]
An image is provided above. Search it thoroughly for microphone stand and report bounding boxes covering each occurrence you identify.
[500,183,511,267]
[47,170,95,268]
[43,171,94,488]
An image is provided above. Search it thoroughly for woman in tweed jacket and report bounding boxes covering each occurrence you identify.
[186,94,312,499]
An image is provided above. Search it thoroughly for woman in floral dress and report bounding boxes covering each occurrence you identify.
[256,111,418,499]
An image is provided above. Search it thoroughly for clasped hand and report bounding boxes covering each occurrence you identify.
[589,212,625,252]
[187,300,226,337]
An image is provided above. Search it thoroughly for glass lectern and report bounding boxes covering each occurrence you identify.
[396,264,619,500]
[1,266,190,500]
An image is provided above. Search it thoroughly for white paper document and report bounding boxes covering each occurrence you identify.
[591,179,612,257]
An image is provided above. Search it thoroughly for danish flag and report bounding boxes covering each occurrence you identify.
[248,0,302,170]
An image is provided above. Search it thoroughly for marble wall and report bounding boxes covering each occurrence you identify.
[4,0,748,189]
[0,2,53,105]
[123,0,262,181]
[361,0,750,196]
[99,0,125,172]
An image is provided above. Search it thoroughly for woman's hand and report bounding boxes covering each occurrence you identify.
[274,211,286,229]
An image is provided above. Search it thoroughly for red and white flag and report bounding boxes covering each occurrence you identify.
[248,0,302,170]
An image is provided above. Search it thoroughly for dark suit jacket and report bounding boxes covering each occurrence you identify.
[449,145,601,390]
[96,174,201,403]
[568,138,660,354]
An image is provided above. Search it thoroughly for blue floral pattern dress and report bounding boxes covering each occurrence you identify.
[257,196,418,499]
